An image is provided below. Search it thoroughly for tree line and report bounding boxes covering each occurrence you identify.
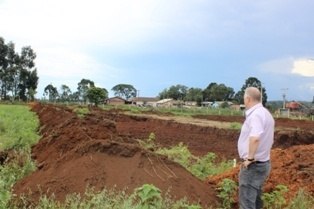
[0,37,39,101]
[43,77,267,106]
[158,77,267,106]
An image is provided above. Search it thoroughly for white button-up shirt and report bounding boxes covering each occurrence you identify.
[238,103,275,161]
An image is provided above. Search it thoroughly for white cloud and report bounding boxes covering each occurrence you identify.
[36,46,125,95]
[258,57,294,75]
[292,59,314,77]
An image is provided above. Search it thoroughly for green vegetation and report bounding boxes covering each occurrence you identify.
[86,87,108,106]
[157,144,233,180]
[229,122,242,130]
[72,106,90,118]
[0,37,38,102]
[0,104,40,208]
[286,189,314,209]
[262,185,289,209]
[13,185,206,209]
[137,133,234,180]
[216,178,237,209]
[102,104,243,118]
[0,104,40,150]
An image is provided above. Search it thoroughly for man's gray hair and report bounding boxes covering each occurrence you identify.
[245,87,261,102]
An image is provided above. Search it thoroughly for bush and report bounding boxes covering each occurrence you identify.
[157,143,233,180]
[287,189,314,209]
[216,178,237,209]
[262,184,288,209]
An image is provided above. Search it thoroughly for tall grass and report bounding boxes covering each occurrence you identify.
[0,104,40,208]
[0,104,40,150]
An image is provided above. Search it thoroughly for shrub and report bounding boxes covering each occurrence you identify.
[262,184,288,209]
[286,189,314,209]
[134,184,162,209]
[157,143,233,180]
[216,178,237,209]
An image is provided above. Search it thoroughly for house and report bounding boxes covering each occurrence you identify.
[105,96,127,105]
[201,101,213,107]
[184,101,197,107]
[156,98,175,108]
[129,97,159,107]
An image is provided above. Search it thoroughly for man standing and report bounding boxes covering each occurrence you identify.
[238,87,275,209]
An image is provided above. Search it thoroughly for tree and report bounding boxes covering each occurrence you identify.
[158,88,169,99]
[60,84,72,102]
[234,77,267,105]
[18,46,38,101]
[86,87,108,106]
[111,84,136,100]
[203,83,234,102]
[0,37,38,101]
[77,79,95,103]
[158,84,188,100]
[44,84,59,102]
[186,87,203,105]
[168,84,188,100]
[202,82,217,101]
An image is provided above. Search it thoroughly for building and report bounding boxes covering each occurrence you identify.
[105,97,127,105]
[156,98,175,108]
[129,97,159,107]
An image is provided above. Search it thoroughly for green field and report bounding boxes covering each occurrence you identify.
[0,104,40,150]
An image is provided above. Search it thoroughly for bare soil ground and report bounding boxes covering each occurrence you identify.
[12,103,314,208]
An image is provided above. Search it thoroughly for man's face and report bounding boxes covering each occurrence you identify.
[243,94,250,108]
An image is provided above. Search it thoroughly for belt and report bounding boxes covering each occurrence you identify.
[241,159,269,164]
[253,160,269,164]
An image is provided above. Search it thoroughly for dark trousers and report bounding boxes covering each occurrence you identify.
[239,161,271,209]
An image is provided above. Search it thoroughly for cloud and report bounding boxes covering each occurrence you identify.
[292,59,314,77]
[36,46,125,95]
[258,57,294,75]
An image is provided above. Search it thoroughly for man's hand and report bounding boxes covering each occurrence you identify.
[242,159,254,168]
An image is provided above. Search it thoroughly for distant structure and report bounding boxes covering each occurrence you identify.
[281,88,289,109]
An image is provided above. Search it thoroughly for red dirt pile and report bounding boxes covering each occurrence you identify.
[13,104,218,207]
[207,144,314,202]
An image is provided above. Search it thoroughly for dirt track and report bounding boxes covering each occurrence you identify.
[13,103,314,207]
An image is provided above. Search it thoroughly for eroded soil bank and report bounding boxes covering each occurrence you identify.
[13,103,314,207]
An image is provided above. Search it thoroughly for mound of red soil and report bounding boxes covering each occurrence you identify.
[207,144,314,203]
[13,104,218,207]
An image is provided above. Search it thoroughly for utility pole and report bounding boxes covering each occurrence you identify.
[281,88,288,109]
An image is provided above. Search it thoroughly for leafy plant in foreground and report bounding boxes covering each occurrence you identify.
[134,184,162,209]
[287,189,314,209]
[262,184,288,209]
[216,178,237,209]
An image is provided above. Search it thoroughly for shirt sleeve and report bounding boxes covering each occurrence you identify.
[249,114,264,138]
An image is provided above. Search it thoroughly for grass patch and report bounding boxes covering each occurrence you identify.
[0,104,40,150]
[72,106,90,118]
[13,184,208,209]
[156,142,233,180]
[138,134,233,180]
[0,104,40,208]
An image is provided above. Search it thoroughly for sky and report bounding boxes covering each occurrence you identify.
[1,0,314,101]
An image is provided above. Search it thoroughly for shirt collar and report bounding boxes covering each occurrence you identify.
[245,103,263,118]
